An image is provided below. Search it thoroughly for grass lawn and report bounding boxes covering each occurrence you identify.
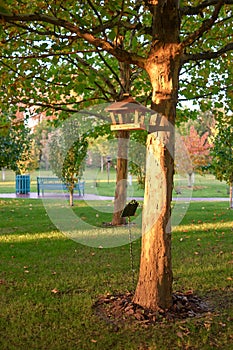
[0,198,232,349]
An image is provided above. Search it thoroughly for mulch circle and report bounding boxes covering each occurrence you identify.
[93,291,211,329]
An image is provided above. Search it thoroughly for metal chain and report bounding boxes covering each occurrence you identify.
[128,216,135,288]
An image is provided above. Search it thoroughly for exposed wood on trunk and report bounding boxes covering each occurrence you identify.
[133,36,181,310]
[133,132,174,310]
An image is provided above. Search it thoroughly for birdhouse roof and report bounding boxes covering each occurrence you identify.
[106,95,149,114]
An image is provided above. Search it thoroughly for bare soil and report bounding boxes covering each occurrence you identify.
[93,290,211,329]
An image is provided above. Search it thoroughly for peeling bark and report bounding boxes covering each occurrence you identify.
[133,38,181,310]
[133,132,174,310]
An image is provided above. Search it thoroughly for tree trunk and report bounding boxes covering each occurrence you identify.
[100,155,104,172]
[69,189,74,206]
[230,182,233,209]
[188,172,194,187]
[111,60,131,225]
[2,168,6,181]
[111,130,130,226]
[133,38,181,310]
[133,133,174,310]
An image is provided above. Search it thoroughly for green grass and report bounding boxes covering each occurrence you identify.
[0,198,232,349]
[0,169,229,198]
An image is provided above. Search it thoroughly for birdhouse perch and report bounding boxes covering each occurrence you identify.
[106,94,148,131]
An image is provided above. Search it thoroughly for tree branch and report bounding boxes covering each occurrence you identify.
[97,51,123,91]
[66,54,118,99]
[0,11,146,68]
[181,0,233,16]
[0,50,97,60]
[181,0,225,48]
[182,42,233,63]
[14,98,110,114]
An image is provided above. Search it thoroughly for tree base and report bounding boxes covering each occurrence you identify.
[93,291,211,329]
[102,221,133,227]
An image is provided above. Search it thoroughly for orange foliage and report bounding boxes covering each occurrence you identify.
[181,126,212,171]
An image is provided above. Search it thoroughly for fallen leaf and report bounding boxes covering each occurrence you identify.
[219,322,226,327]
[177,332,183,338]
[51,288,59,294]
[217,251,224,256]
[91,339,97,343]
[184,290,193,295]
[204,322,211,331]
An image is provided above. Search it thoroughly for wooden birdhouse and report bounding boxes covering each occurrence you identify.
[106,94,149,131]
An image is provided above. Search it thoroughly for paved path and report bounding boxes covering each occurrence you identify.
[0,192,229,202]
[0,192,116,200]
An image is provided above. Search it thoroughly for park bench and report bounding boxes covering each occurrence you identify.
[37,177,85,196]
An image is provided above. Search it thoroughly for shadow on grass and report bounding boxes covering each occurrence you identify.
[205,286,233,313]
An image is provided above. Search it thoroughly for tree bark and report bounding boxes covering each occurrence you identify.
[69,189,74,206]
[188,172,194,187]
[133,37,181,310]
[133,133,174,310]
[111,60,131,225]
[111,130,130,226]
[230,182,233,209]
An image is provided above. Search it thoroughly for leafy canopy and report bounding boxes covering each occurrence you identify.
[0,0,232,119]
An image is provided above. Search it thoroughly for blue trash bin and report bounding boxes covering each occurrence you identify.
[16,175,30,194]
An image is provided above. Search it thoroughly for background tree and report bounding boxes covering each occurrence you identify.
[0,113,32,174]
[33,119,54,170]
[181,125,212,186]
[88,135,114,172]
[48,118,88,206]
[129,130,148,188]
[0,1,233,312]
[209,116,233,208]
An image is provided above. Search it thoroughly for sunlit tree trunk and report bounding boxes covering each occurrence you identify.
[133,1,182,310]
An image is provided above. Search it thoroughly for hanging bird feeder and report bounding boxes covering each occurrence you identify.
[106,94,149,131]
[106,94,173,134]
